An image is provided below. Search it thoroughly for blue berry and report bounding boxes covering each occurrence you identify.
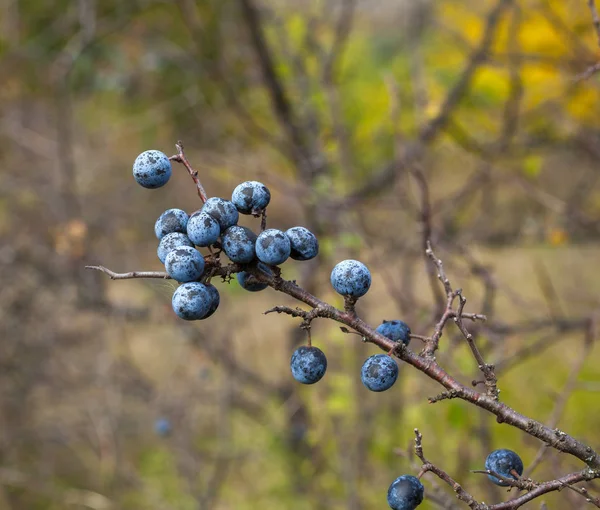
[155,208,189,240]
[157,232,194,264]
[330,259,371,298]
[232,181,271,214]
[164,246,205,283]
[133,150,172,189]
[286,226,319,261]
[361,354,398,392]
[485,449,524,486]
[171,282,213,320]
[236,263,272,292]
[204,284,220,318]
[290,346,327,384]
[187,211,221,247]
[256,229,291,266]
[376,320,411,346]
[154,417,172,437]
[387,475,424,510]
[222,226,257,263]
[202,197,239,231]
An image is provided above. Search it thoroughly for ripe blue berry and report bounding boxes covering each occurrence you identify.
[236,263,273,292]
[204,284,220,318]
[330,259,371,298]
[133,150,172,189]
[376,320,411,346]
[222,226,258,263]
[290,346,327,384]
[361,354,398,392]
[485,449,524,486]
[286,226,319,261]
[187,211,221,247]
[154,417,172,437]
[172,282,213,320]
[256,229,291,266]
[202,197,239,231]
[164,246,205,283]
[231,181,271,214]
[387,475,424,510]
[155,208,189,240]
[157,232,194,264]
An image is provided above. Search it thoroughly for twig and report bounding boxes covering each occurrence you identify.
[169,140,208,203]
[84,265,171,280]
[588,0,600,47]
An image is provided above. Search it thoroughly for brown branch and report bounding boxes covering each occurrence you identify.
[84,265,171,280]
[168,140,208,203]
[587,0,600,48]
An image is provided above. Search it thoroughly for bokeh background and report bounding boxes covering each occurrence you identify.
[1,0,600,508]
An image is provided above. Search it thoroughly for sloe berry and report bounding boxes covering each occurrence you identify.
[387,475,424,510]
[164,246,205,283]
[171,282,213,320]
[330,259,371,298]
[202,197,239,231]
[290,346,327,384]
[133,150,172,189]
[361,354,398,392]
[236,263,273,292]
[222,225,258,263]
[485,449,524,486]
[204,283,220,318]
[157,232,194,264]
[155,208,189,240]
[376,320,411,346]
[187,211,221,247]
[286,226,319,261]
[231,181,271,214]
[256,229,291,266]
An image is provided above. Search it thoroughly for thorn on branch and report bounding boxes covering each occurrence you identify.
[428,389,461,404]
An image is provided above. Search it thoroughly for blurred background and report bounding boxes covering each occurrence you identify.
[1,0,600,508]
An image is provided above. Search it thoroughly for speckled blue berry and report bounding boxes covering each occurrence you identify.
[376,320,411,346]
[154,417,172,437]
[203,284,220,319]
[256,229,291,266]
[290,346,327,384]
[222,226,257,263]
[286,226,319,261]
[155,208,189,240]
[485,449,523,486]
[330,259,371,298]
[133,150,172,189]
[387,475,424,510]
[201,197,239,231]
[187,211,220,247]
[231,181,271,214]
[236,263,273,292]
[171,282,213,320]
[157,232,194,264]
[164,246,205,283]
[361,354,398,392]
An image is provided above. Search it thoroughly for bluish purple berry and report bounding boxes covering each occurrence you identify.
[154,208,189,240]
[204,284,220,318]
[361,354,398,392]
[290,346,327,384]
[133,150,172,189]
[330,259,371,298]
[171,282,213,320]
[164,246,205,283]
[286,226,319,261]
[256,229,291,266]
[187,211,221,247]
[222,226,257,263]
[387,475,424,510]
[485,449,524,486]
[202,197,239,231]
[154,417,172,437]
[157,232,194,264]
[376,320,411,346]
[236,263,272,292]
[231,181,271,214]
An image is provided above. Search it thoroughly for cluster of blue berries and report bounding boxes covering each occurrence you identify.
[133,150,319,321]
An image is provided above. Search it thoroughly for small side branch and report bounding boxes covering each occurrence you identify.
[85,265,171,280]
[169,140,208,203]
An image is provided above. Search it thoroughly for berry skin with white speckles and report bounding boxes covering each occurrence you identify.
[154,209,189,240]
[330,259,371,298]
[290,346,327,384]
[286,226,319,261]
[164,246,205,283]
[133,150,172,189]
[157,232,194,264]
[256,229,291,266]
[232,181,271,214]
[376,320,411,346]
[202,197,239,231]
[171,282,213,320]
[361,354,398,392]
[485,449,524,486]
[187,211,221,247]
[222,226,258,263]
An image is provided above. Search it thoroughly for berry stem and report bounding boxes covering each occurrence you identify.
[169,140,208,203]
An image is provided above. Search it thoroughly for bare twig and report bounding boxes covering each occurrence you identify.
[84,265,171,280]
[169,140,208,203]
